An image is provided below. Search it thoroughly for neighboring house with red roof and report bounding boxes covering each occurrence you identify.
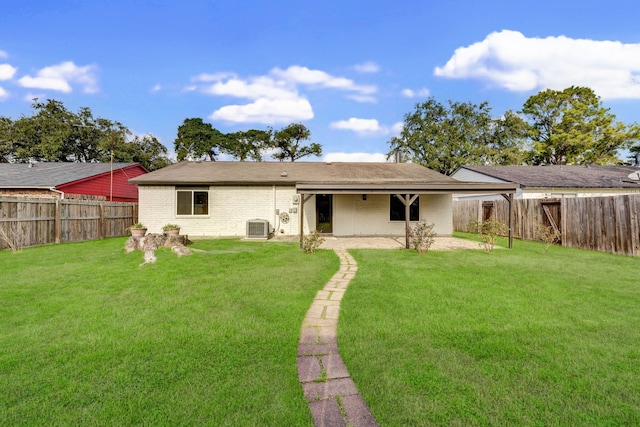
[129,161,517,238]
[0,162,148,202]
[452,165,640,200]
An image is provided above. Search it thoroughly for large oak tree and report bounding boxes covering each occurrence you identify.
[271,123,322,162]
[174,118,227,161]
[388,98,527,175]
[522,86,639,165]
[0,99,171,170]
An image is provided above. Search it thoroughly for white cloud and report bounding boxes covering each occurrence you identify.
[330,118,382,133]
[435,30,640,99]
[390,121,404,135]
[210,97,313,124]
[401,87,430,98]
[353,61,380,73]
[191,64,377,124]
[330,117,400,136]
[0,86,8,100]
[323,152,388,162]
[150,84,162,93]
[346,94,377,103]
[271,65,377,96]
[205,76,299,100]
[0,50,7,59]
[0,64,17,80]
[18,61,99,94]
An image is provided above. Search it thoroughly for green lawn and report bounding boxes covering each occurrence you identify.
[4,235,640,426]
[0,238,338,426]
[339,234,640,426]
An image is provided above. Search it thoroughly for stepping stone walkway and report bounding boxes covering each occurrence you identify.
[297,249,379,427]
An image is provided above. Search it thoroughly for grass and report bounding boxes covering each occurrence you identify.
[0,237,338,426]
[339,233,640,426]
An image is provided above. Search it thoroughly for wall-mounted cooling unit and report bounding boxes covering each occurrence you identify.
[246,219,270,239]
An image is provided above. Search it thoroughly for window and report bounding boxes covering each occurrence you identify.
[390,194,419,221]
[177,187,209,215]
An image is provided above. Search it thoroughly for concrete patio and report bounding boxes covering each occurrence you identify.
[318,236,481,250]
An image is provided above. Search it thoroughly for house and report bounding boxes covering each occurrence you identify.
[452,165,640,200]
[0,162,148,202]
[129,161,518,241]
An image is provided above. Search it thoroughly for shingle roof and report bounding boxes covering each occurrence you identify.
[0,162,141,187]
[130,161,520,194]
[459,165,640,189]
[129,161,458,185]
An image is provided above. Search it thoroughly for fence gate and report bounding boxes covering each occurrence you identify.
[482,201,494,221]
[541,200,562,243]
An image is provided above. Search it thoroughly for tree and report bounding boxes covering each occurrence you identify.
[223,129,271,161]
[0,117,13,163]
[522,86,637,165]
[271,123,321,162]
[487,110,529,166]
[114,134,171,171]
[174,118,226,161]
[0,99,171,170]
[388,98,526,175]
[9,99,76,162]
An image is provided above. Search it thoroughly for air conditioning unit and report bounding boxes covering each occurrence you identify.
[246,219,270,239]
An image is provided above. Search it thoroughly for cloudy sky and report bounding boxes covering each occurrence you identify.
[1,0,639,162]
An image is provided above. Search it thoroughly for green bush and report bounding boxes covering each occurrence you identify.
[469,218,507,253]
[302,230,325,253]
[408,220,436,254]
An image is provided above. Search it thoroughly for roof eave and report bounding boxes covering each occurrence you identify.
[296,182,519,194]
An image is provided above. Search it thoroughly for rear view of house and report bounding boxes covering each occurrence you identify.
[129,161,518,238]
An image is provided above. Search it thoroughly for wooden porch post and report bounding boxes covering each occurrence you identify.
[405,193,410,249]
[501,193,514,249]
[299,193,304,248]
[396,193,419,249]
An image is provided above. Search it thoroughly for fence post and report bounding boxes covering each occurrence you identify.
[560,198,567,247]
[99,202,105,240]
[55,199,61,244]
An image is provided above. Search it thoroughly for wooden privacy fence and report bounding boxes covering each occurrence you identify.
[0,197,138,249]
[453,195,640,257]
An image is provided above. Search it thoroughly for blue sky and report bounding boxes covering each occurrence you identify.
[1,0,639,162]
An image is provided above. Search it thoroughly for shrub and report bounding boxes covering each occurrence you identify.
[469,218,508,253]
[302,230,325,253]
[0,224,26,253]
[537,224,561,253]
[408,220,436,254]
[162,224,181,231]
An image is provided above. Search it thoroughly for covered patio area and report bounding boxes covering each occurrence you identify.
[297,180,520,249]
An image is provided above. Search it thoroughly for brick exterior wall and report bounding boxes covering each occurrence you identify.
[139,185,454,237]
[332,193,452,236]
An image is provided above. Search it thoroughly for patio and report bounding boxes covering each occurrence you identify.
[318,236,482,250]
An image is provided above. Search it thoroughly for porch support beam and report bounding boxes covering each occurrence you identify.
[395,193,419,249]
[299,193,305,248]
[500,193,514,249]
